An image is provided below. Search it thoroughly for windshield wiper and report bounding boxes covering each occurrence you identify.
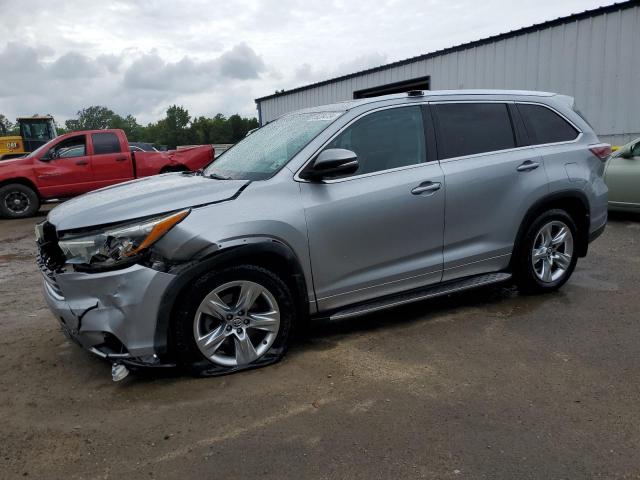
[207,172,231,180]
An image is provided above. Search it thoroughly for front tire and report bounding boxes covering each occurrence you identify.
[514,209,578,293]
[0,183,40,219]
[172,265,295,376]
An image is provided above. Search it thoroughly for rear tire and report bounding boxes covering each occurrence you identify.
[172,265,295,376]
[0,183,40,219]
[514,209,578,293]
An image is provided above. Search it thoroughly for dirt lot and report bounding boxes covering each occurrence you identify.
[0,210,639,479]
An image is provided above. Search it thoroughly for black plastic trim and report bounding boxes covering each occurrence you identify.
[507,103,531,147]
[420,104,438,164]
[512,189,591,261]
[589,223,606,243]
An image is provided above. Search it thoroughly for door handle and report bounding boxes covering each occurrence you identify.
[75,160,88,166]
[411,181,441,195]
[517,160,540,172]
[116,156,128,162]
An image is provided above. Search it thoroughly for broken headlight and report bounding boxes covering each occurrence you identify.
[58,210,189,267]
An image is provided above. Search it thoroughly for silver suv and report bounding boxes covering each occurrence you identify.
[37,90,609,378]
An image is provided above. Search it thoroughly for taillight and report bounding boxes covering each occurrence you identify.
[589,143,612,161]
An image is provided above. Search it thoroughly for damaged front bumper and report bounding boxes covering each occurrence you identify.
[41,263,176,365]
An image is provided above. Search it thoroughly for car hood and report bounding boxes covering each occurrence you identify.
[0,156,30,168]
[48,173,249,231]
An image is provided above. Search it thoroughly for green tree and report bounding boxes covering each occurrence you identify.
[62,104,259,149]
[55,121,67,135]
[0,114,13,135]
[189,114,233,144]
[163,105,191,148]
[110,114,142,140]
[66,106,117,131]
[64,106,143,139]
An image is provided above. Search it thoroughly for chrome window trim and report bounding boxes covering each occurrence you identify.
[294,102,433,184]
[444,253,511,271]
[436,132,584,165]
[317,267,443,301]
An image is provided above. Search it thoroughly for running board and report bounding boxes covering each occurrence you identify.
[329,272,512,321]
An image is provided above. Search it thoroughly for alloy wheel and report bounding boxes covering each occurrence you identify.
[531,220,574,283]
[4,191,30,214]
[193,280,281,367]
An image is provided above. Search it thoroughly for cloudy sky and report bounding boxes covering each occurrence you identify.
[0,0,609,124]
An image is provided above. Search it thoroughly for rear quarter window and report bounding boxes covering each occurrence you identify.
[517,104,579,145]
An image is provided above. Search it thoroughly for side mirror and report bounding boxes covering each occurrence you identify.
[619,142,640,159]
[617,145,632,159]
[300,148,359,181]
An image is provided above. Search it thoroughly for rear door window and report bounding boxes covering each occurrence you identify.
[432,103,516,159]
[517,104,579,145]
[92,132,121,155]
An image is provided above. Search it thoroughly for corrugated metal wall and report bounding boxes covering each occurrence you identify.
[257,5,640,145]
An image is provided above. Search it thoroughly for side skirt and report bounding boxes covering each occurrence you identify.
[325,272,512,321]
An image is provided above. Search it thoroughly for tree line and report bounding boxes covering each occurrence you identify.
[1,106,260,149]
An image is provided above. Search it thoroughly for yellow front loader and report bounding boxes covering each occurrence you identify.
[0,116,57,160]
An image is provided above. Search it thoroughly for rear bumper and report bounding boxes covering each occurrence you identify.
[42,263,176,360]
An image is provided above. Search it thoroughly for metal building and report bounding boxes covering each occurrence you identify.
[255,1,640,145]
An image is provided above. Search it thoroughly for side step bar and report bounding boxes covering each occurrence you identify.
[329,272,512,321]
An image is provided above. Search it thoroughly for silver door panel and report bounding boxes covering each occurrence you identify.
[302,163,445,311]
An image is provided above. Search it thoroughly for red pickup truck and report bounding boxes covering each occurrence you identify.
[0,129,214,218]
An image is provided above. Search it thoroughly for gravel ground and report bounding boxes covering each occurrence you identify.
[0,209,639,479]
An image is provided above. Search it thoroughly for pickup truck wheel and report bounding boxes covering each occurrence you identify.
[514,209,578,293]
[0,184,40,219]
[172,265,294,376]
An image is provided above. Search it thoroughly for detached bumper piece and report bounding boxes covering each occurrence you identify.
[111,363,130,382]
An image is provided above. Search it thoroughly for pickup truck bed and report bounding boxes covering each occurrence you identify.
[0,129,214,218]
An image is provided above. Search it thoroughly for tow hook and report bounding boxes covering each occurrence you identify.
[111,363,130,382]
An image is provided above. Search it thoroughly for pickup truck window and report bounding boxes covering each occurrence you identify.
[44,135,87,160]
[92,132,121,155]
[204,111,342,181]
[58,146,86,158]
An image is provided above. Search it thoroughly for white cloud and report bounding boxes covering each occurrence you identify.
[0,0,610,123]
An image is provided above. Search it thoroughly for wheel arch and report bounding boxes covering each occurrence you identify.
[154,239,311,356]
[513,190,591,262]
[0,177,40,196]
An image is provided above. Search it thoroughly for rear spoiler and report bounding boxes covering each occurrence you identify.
[554,94,575,109]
